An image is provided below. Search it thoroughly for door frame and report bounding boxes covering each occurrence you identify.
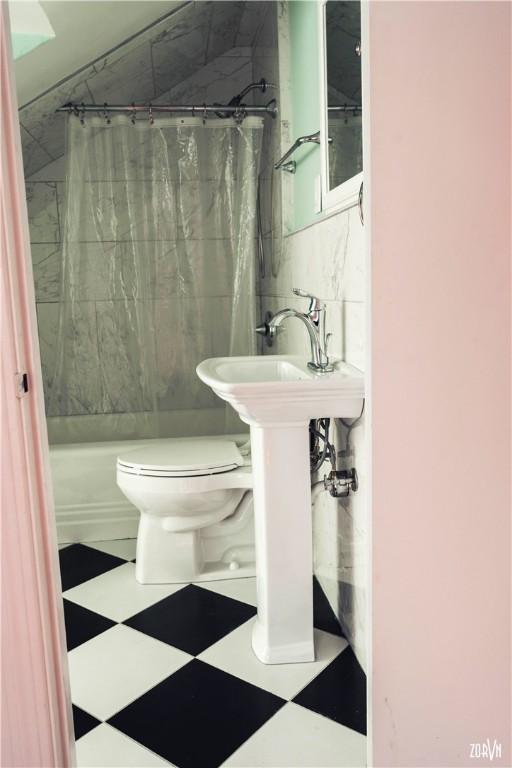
[1,5,74,766]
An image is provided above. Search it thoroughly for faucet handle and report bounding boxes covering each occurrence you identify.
[292,288,322,315]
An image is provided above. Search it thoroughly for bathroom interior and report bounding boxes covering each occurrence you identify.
[14,1,367,765]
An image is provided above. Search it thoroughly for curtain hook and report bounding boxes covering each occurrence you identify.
[234,106,245,125]
[131,102,136,125]
[148,104,154,126]
[80,102,85,126]
[103,103,111,125]
[202,103,208,125]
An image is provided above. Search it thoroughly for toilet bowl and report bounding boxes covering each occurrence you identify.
[116,437,254,584]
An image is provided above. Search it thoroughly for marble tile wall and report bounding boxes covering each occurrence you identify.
[255,4,368,670]
[25,4,271,441]
[19,1,268,178]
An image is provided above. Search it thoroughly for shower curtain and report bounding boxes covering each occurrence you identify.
[48,114,263,441]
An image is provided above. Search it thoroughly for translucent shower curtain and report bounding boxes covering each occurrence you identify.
[48,115,263,441]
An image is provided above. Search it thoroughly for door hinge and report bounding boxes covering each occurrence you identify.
[15,372,29,398]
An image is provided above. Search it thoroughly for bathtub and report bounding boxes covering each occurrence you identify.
[51,434,249,543]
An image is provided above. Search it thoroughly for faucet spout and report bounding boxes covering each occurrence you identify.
[262,307,333,373]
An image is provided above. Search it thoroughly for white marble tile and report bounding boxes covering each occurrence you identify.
[20,127,54,178]
[236,1,268,47]
[64,562,183,622]
[152,297,215,411]
[31,244,61,301]
[19,74,93,161]
[38,299,104,417]
[25,182,60,243]
[151,3,211,95]
[87,39,152,94]
[341,207,365,302]
[76,724,173,767]
[35,302,60,411]
[205,2,245,62]
[68,624,191,720]
[199,618,347,700]
[223,701,366,767]
[95,299,157,413]
[58,242,124,302]
[157,54,253,110]
[86,43,155,106]
[28,154,67,182]
[343,301,365,371]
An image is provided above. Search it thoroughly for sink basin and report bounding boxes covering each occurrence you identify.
[197,354,365,666]
[196,355,364,425]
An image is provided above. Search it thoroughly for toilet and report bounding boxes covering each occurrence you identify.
[116,436,254,584]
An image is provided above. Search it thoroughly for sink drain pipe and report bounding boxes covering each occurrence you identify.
[309,417,359,499]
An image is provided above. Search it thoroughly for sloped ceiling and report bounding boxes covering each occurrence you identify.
[13,1,182,105]
[19,1,267,177]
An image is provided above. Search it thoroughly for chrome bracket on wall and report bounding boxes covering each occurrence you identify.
[274,131,322,174]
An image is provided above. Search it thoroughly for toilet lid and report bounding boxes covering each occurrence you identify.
[117,439,244,478]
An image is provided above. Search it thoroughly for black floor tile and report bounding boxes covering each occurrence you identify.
[108,659,284,768]
[293,646,367,734]
[59,544,125,591]
[72,705,101,740]
[313,576,344,637]
[63,599,116,651]
[124,584,256,656]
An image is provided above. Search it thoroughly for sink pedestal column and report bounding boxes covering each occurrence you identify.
[250,422,314,665]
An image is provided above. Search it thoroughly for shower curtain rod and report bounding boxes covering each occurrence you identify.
[56,101,278,118]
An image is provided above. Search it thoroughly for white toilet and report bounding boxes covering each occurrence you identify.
[116,437,254,584]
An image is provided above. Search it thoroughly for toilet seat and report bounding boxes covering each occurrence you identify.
[117,438,244,478]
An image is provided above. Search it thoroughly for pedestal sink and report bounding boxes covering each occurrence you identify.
[196,355,364,664]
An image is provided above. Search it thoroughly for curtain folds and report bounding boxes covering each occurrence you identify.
[48,115,263,441]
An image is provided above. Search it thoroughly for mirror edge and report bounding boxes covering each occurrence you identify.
[318,0,364,216]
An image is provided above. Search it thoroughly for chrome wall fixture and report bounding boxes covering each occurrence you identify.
[274,131,322,174]
[274,104,361,174]
[255,288,333,373]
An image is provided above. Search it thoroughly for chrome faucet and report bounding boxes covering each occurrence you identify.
[256,288,334,373]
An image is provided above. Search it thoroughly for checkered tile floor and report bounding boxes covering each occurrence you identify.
[60,540,367,768]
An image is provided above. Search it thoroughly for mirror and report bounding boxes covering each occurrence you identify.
[319,0,363,211]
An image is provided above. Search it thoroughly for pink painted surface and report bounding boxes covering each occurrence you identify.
[0,6,74,767]
[368,2,511,766]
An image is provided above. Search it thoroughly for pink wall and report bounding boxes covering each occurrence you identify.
[368,2,511,766]
[1,6,73,766]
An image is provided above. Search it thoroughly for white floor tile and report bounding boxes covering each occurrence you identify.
[76,723,174,767]
[222,702,367,767]
[198,618,348,700]
[64,562,184,622]
[87,539,137,561]
[197,576,257,606]
[69,624,192,720]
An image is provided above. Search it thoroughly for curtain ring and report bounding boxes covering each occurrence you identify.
[148,104,154,126]
[103,103,111,125]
